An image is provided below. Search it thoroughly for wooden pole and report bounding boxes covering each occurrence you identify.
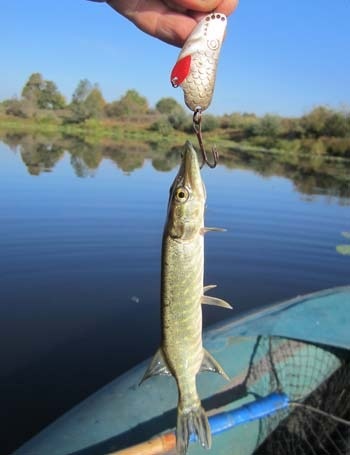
[108,432,176,455]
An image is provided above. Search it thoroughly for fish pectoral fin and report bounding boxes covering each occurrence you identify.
[203,284,217,293]
[201,227,227,234]
[139,348,172,385]
[201,295,232,309]
[200,349,230,381]
[202,285,232,309]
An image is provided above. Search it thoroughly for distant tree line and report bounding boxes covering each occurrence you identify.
[1,72,350,157]
[0,72,154,123]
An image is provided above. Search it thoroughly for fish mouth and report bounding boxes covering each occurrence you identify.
[180,141,204,195]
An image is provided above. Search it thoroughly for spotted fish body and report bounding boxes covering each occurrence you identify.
[141,142,231,455]
[171,13,227,112]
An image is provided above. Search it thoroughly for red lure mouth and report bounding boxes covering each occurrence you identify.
[170,54,191,87]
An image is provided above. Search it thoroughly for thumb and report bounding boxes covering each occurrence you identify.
[165,1,221,12]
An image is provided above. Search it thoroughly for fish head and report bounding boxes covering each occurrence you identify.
[166,141,206,240]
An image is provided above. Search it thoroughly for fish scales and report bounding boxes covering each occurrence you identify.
[162,234,204,389]
[141,142,231,455]
[171,13,227,112]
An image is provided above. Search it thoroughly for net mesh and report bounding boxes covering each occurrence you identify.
[243,336,350,455]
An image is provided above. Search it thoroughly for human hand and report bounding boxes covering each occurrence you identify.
[104,0,238,47]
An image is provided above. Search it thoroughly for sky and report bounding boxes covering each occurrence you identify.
[1,0,349,117]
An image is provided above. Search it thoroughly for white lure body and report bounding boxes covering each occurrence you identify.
[171,13,227,112]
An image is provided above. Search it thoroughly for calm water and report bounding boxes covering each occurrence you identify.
[1,135,350,453]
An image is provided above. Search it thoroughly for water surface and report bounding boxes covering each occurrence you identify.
[0,135,349,453]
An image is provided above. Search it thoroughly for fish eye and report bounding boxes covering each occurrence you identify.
[174,186,189,203]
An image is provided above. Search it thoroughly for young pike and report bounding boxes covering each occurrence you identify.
[141,141,232,455]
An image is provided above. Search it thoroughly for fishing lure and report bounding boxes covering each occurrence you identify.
[171,13,227,168]
[170,13,227,113]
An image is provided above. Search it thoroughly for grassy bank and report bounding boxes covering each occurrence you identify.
[1,114,350,163]
[0,114,184,144]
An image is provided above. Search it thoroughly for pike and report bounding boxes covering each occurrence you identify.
[141,142,232,455]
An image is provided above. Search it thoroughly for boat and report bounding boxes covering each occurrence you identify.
[14,285,350,455]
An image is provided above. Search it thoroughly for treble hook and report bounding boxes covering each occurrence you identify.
[193,108,218,169]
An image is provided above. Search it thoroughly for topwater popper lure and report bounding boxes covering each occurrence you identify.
[170,13,227,168]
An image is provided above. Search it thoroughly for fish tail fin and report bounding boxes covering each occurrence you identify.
[176,405,211,455]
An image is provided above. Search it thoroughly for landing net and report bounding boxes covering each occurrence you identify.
[245,336,350,455]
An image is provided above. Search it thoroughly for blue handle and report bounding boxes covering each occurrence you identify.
[190,392,289,442]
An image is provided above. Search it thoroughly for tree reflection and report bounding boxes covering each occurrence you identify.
[152,143,183,172]
[103,142,149,173]
[2,133,65,175]
[67,138,103,177]
[221,147,350,201]
[1,131,350,200]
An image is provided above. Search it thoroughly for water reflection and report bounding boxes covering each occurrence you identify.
[1,131,350,199]
[1,130,350,455]
[218,147,350,200]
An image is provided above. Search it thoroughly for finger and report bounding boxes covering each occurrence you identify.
[166,0,220,12]
[163,0,187,13]
[189,0,238,22]
[166,0,238,14]
[215,0,239,16]
[107,0,197,47]
[106,0,238,47]
[154,13,199,46]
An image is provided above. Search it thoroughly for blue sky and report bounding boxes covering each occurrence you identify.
[1,0,349,116]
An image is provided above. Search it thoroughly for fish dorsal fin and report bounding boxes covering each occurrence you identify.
[200,349,230,381]
[201,227,227,234]
[139,348,172,385]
